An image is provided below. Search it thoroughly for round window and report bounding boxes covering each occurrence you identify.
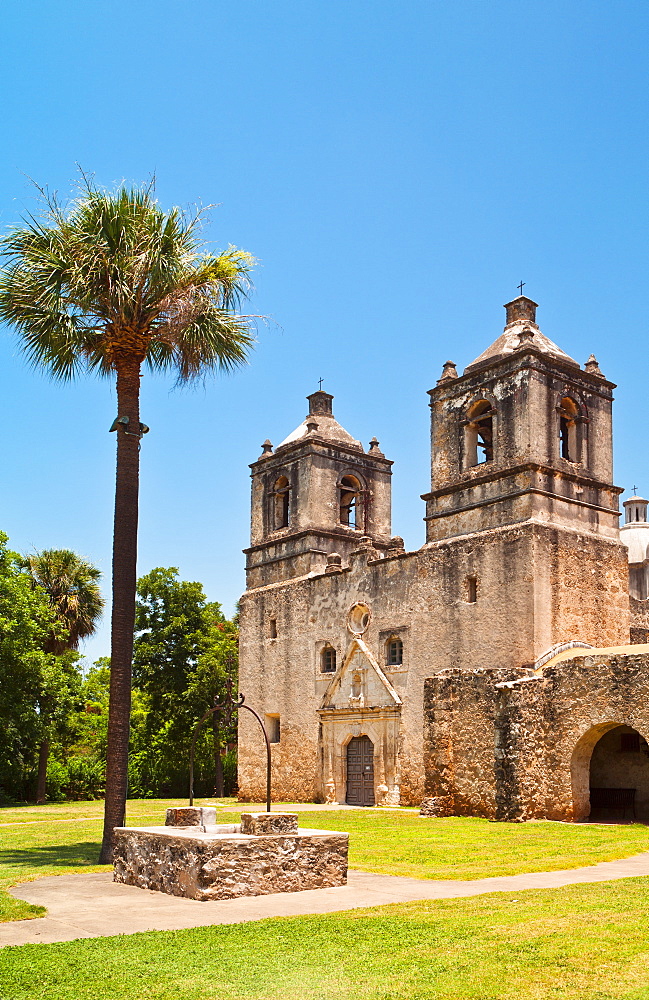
[347,602,371,635]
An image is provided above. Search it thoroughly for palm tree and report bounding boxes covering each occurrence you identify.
[0,182,255,860]
[22,548,104,802]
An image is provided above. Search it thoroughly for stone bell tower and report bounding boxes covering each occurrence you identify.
[244,390,393,589]
[424,295,621,542]
[422,295,630,657]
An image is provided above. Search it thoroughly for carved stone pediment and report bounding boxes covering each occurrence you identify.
[319,635,402,711]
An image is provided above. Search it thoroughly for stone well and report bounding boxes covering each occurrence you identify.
[113,808,349,901]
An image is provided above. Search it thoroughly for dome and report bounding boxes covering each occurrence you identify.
[277,391,363,451]
[465,296,580,374]
[620,524,649,564]
[621,496,649,564]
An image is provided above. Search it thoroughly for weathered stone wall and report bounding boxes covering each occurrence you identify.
[537,525,629,650]
[239,307,629,812]
[423,668,529,818]
[239,518,628,806]
[630,596,649,643]
[423,650,649,822]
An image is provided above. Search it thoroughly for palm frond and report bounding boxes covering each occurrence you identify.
[22,549,104,652]
[0,182,257,380]
[146,304,257,382]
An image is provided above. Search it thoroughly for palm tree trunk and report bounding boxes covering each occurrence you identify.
[36,736,50,804]
[99,361,141,863]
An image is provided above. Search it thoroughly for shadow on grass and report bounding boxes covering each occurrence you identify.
[0,842,104,870]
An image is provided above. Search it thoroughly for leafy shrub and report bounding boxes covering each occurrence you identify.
[45,759,68,801]
[45,756,105,801]
[64,757,105,800]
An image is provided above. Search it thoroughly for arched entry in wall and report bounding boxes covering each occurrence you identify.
[346,735,375,806]
[571,723,649,822]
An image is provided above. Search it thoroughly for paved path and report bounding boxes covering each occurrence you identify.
[3,851,649,948]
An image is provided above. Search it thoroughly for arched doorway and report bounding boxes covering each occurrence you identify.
[588,725,649,821]
[346,735,375,806]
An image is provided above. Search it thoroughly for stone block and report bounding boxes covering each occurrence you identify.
[240,812,298,834]
[419,796,452,817]
[165,806,217,828]
[113,823,348,900]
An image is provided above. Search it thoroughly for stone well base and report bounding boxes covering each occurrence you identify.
[113,816,348,901]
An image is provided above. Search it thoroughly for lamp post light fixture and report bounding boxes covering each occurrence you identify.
[109,415,150,437]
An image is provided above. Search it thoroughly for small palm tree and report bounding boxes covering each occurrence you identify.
[23,549,104,655]
[22,549,104,802]
[0,181,255,860]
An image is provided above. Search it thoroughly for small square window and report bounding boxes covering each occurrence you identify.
[321,646,337,672]
[266,715,280,743]
[386,637,403,666]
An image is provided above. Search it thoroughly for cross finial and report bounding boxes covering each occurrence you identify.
[318,377,324,391]
[517,280,525,296]
[633,485,639,496]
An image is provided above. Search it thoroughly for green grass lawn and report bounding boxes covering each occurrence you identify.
[1,798,649,925]
[3,878,649,999]
[222,806,649,880]
[0,799,221,921]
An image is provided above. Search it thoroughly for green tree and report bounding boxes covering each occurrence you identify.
[67,659,111,767]
[21,549,104,801]
[0,532,59,801]
[133,567,238,797]
[0,182,255,859]
[32,651,83,799]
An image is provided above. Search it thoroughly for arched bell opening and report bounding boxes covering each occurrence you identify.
[463,399,495,468]
[272,475,291,529]
[571,723,649,823]
[557,395,586,465]
[339,474,364,529]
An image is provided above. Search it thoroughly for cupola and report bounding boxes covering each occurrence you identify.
[245,391,393,589]
[424,295,621,544]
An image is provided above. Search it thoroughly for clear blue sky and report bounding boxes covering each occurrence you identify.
[1,1,648,664]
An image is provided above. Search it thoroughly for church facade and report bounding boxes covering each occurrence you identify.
[238,296,649,818]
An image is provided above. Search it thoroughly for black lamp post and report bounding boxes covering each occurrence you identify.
[189,681,272,813]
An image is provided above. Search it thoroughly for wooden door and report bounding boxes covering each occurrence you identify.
[346,735,375,806]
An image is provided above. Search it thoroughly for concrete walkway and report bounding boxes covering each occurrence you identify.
[3,851,649,948]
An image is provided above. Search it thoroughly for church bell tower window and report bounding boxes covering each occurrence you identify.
[558,397,582,464]
[339,475,363,529]
[273,476,291,529]
[464,400,495,468]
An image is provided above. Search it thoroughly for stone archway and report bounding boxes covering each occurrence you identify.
[590,725,649,821]
[571,723,618,821]
[571,722,649,822]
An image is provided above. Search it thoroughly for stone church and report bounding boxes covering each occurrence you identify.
[238,295,649,821]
